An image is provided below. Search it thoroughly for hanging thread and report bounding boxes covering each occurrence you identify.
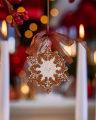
[47,0,50,32]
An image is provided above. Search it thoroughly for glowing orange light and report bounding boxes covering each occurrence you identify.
[17,6,25,13]
[79,24,85,39]
[50,8,59,16]
[29,23,38,32]
[24,30,33,38]
[6,15,13,23]
[1,20,7,38]
[40,15,48,24]
[21,84,29,94]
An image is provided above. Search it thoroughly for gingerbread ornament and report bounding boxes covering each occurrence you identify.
[25,31,88,92]
[27,45,68,92]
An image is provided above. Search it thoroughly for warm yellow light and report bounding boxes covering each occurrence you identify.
[94,51,96,64]
[1,20,7,38]
[79,24,85,39]
[6,15,13,23]
[40,15,48,24]
[21,84,29,94]
[50,8,59,16]
[24,30,33,38]
[17,6,25,13]
[29,23,38,32]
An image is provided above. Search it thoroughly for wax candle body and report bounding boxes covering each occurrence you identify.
[75,43,88,120]
[0,41,9,120]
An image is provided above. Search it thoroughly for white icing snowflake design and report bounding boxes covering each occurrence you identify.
[27,45,68,91]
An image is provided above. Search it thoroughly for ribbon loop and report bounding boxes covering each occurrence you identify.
[26,31,88,64]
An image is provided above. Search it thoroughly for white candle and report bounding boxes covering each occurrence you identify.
[75,24,88,120]
[0,41,10,120]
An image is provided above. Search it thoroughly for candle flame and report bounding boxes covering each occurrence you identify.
[1,20,7,38]
[79,24,85,39]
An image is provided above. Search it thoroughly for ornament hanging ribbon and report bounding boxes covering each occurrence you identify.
[26,31,89,64]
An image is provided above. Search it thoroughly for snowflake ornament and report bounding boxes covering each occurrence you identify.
[27,45,68,92]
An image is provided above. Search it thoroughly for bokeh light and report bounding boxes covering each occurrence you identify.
[21,84,29,94]
[24,30,33,38]
[50,8,59,16]
[29,23,38,31]
[17,6,25,13]
[40,15,48,24]
[6,15,13,23]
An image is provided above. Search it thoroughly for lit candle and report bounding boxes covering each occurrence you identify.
[1,20,8,40]
[0,20,9,120]
[75,24,88,120]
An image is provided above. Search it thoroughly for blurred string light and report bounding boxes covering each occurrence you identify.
[50,8,59,16]
[17,6,25,13]
[1,20,7,38]
[6,15,13,23]
[8,37,15,54]
[24,30,33,38]
[94,51,96,64]
[21,84,29,95]
[29,23,38,32]
[40,15,48,24]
